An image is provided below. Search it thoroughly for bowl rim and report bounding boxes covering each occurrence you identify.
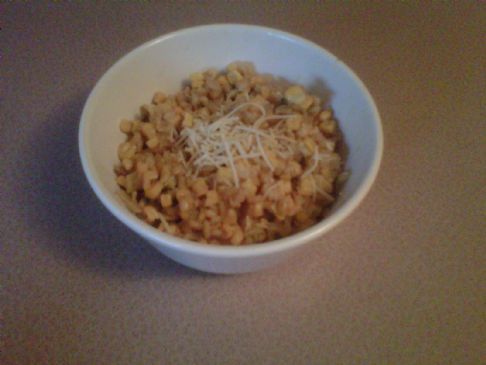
[79,23,383,258]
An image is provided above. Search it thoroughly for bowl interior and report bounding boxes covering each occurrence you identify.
[80,25,382,249]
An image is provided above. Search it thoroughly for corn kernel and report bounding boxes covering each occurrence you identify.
[122,158,134,171]
[216,167,233,184]
[141,123,156,138]
[205,190,219,206]
[298,176,314,196]
[319,110,332,121]
[241,179,257,197]
[189,220,202,231]
[319,119,337,134]
[143,205,159,223]
[182,112,193,128]
[119,119,132,133]
[224,209,238,225]
[146,137,159,150]
[160,193,173,208]
[152,91,167,104]
[116,175,126,187]
[230,226,244,245]
[286,115,302,131]
[192,178,208,197]
[143,169,158,190]
[227,70,243,85]
[145,181,163,200]
[164,111,182,126]
[222,224,236,240]
[301,96,314,110]
[190,72,204,88]
[304,138,316,153]
[249,202,264,218]
[284,85,306,105]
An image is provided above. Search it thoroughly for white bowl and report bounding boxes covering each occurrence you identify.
[79,24,383,274]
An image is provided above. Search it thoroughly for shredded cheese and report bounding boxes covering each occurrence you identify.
[302,148,320,178]
[302,149,338,178]
[316,186,335,201]
[177,102,301,185]
[159,213,171,231]
[223,139,239,187]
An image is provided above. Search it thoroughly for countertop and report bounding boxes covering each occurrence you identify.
[2,2,484,364]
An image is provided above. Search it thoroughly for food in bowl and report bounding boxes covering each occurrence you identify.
[115,62,346,245]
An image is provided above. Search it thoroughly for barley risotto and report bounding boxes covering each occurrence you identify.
[115,62,346,245]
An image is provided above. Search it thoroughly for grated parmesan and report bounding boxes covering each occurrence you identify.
[177,102,300,186]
